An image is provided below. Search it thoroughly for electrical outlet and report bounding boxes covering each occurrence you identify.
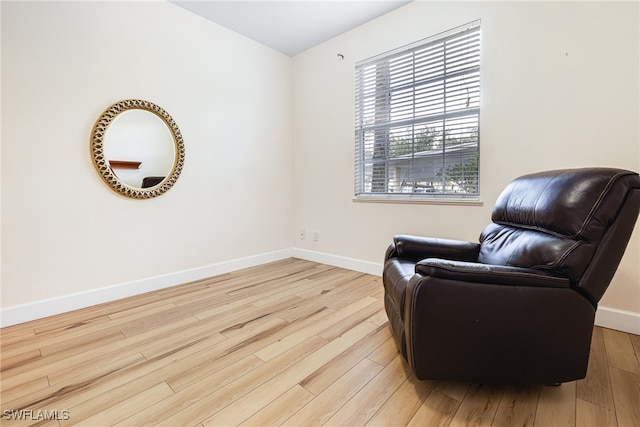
[313,231,320,242]
[299,229,306,240]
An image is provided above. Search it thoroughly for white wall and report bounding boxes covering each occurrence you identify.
[1,1,293,322]
[292,1,640,319]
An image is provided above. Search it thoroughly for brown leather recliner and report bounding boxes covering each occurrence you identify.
[383,168,640,384]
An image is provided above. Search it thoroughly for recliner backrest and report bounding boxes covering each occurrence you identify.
[478,168,640,302]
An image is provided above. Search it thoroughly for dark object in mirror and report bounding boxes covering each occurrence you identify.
[91,99,185,199]
[141,176,165,188]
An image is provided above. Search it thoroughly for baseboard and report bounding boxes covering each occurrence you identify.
[595,306,640,335]
[292,247,383,276]
[0,249,292,328]
[3,247,639,336]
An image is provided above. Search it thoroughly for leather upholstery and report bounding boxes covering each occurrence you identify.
[383,168,640,384]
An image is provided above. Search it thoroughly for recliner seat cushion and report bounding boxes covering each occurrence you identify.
[479,223,596,280]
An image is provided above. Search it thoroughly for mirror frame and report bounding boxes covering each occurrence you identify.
[91,99,185,199]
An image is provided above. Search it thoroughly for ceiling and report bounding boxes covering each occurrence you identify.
[170,0,412,56]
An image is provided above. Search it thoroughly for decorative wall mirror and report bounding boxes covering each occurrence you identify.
[91,99,185,199]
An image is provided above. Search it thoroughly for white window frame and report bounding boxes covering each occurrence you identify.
[354,20,481,203]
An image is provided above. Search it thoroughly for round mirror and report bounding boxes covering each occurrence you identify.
[91,99,185,199]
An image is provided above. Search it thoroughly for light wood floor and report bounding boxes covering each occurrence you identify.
[1,258,639,427]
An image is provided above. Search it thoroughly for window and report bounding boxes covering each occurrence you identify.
[354,21,481,200]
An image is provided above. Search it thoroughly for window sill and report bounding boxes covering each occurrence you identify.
[352,196,483,206]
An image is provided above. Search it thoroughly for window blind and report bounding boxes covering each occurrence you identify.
[355,20,481,199]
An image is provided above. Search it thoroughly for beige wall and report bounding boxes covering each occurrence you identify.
[291,1,640,314]
[1,1,293,313]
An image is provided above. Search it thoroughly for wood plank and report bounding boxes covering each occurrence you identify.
[31,292,161,335]
[322,355,408,426]
[1,315,113,360]
[367,336,400,367]
[408,390,461,427]
[534,382,576,427]
[0,315,202,393]
[156,334,332,426]
[577,326,615,410]
[39,329,126,358]
[254,296,377,362]
[298,323,391,396]
[282,358,384,426]
[3,321,260,423]
[47,351,147,387]
[602,327,640,374]
[365,376,435,427]
[449,383,503,427]
[609,366,640,427]
[199,321,380,426]
[59,329,262,424]
[238,384,316,426]
[0,348,42,372]
[436,381,471,403]
[576,398,617,427]
[292,269,363,300]
[1,330,125,385]
[317,298,382,341]
[114,354,267,427]
[219,298,310,340]
[325,277,382,311]
[0,376,50,405]
[629,333,640,368]
[1,302,181,363]
[158,317,288,391]
[0,325,35,346]
[73,382,173,426]
[117,305,199,338]
[31,312,113,337]
[368,307,391,326]
[492,385,540,427]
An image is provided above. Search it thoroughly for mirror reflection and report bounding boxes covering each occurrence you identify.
[104,109,176,189]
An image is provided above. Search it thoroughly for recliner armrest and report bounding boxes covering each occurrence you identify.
[415,258,571,288]
[391,234,480,263]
